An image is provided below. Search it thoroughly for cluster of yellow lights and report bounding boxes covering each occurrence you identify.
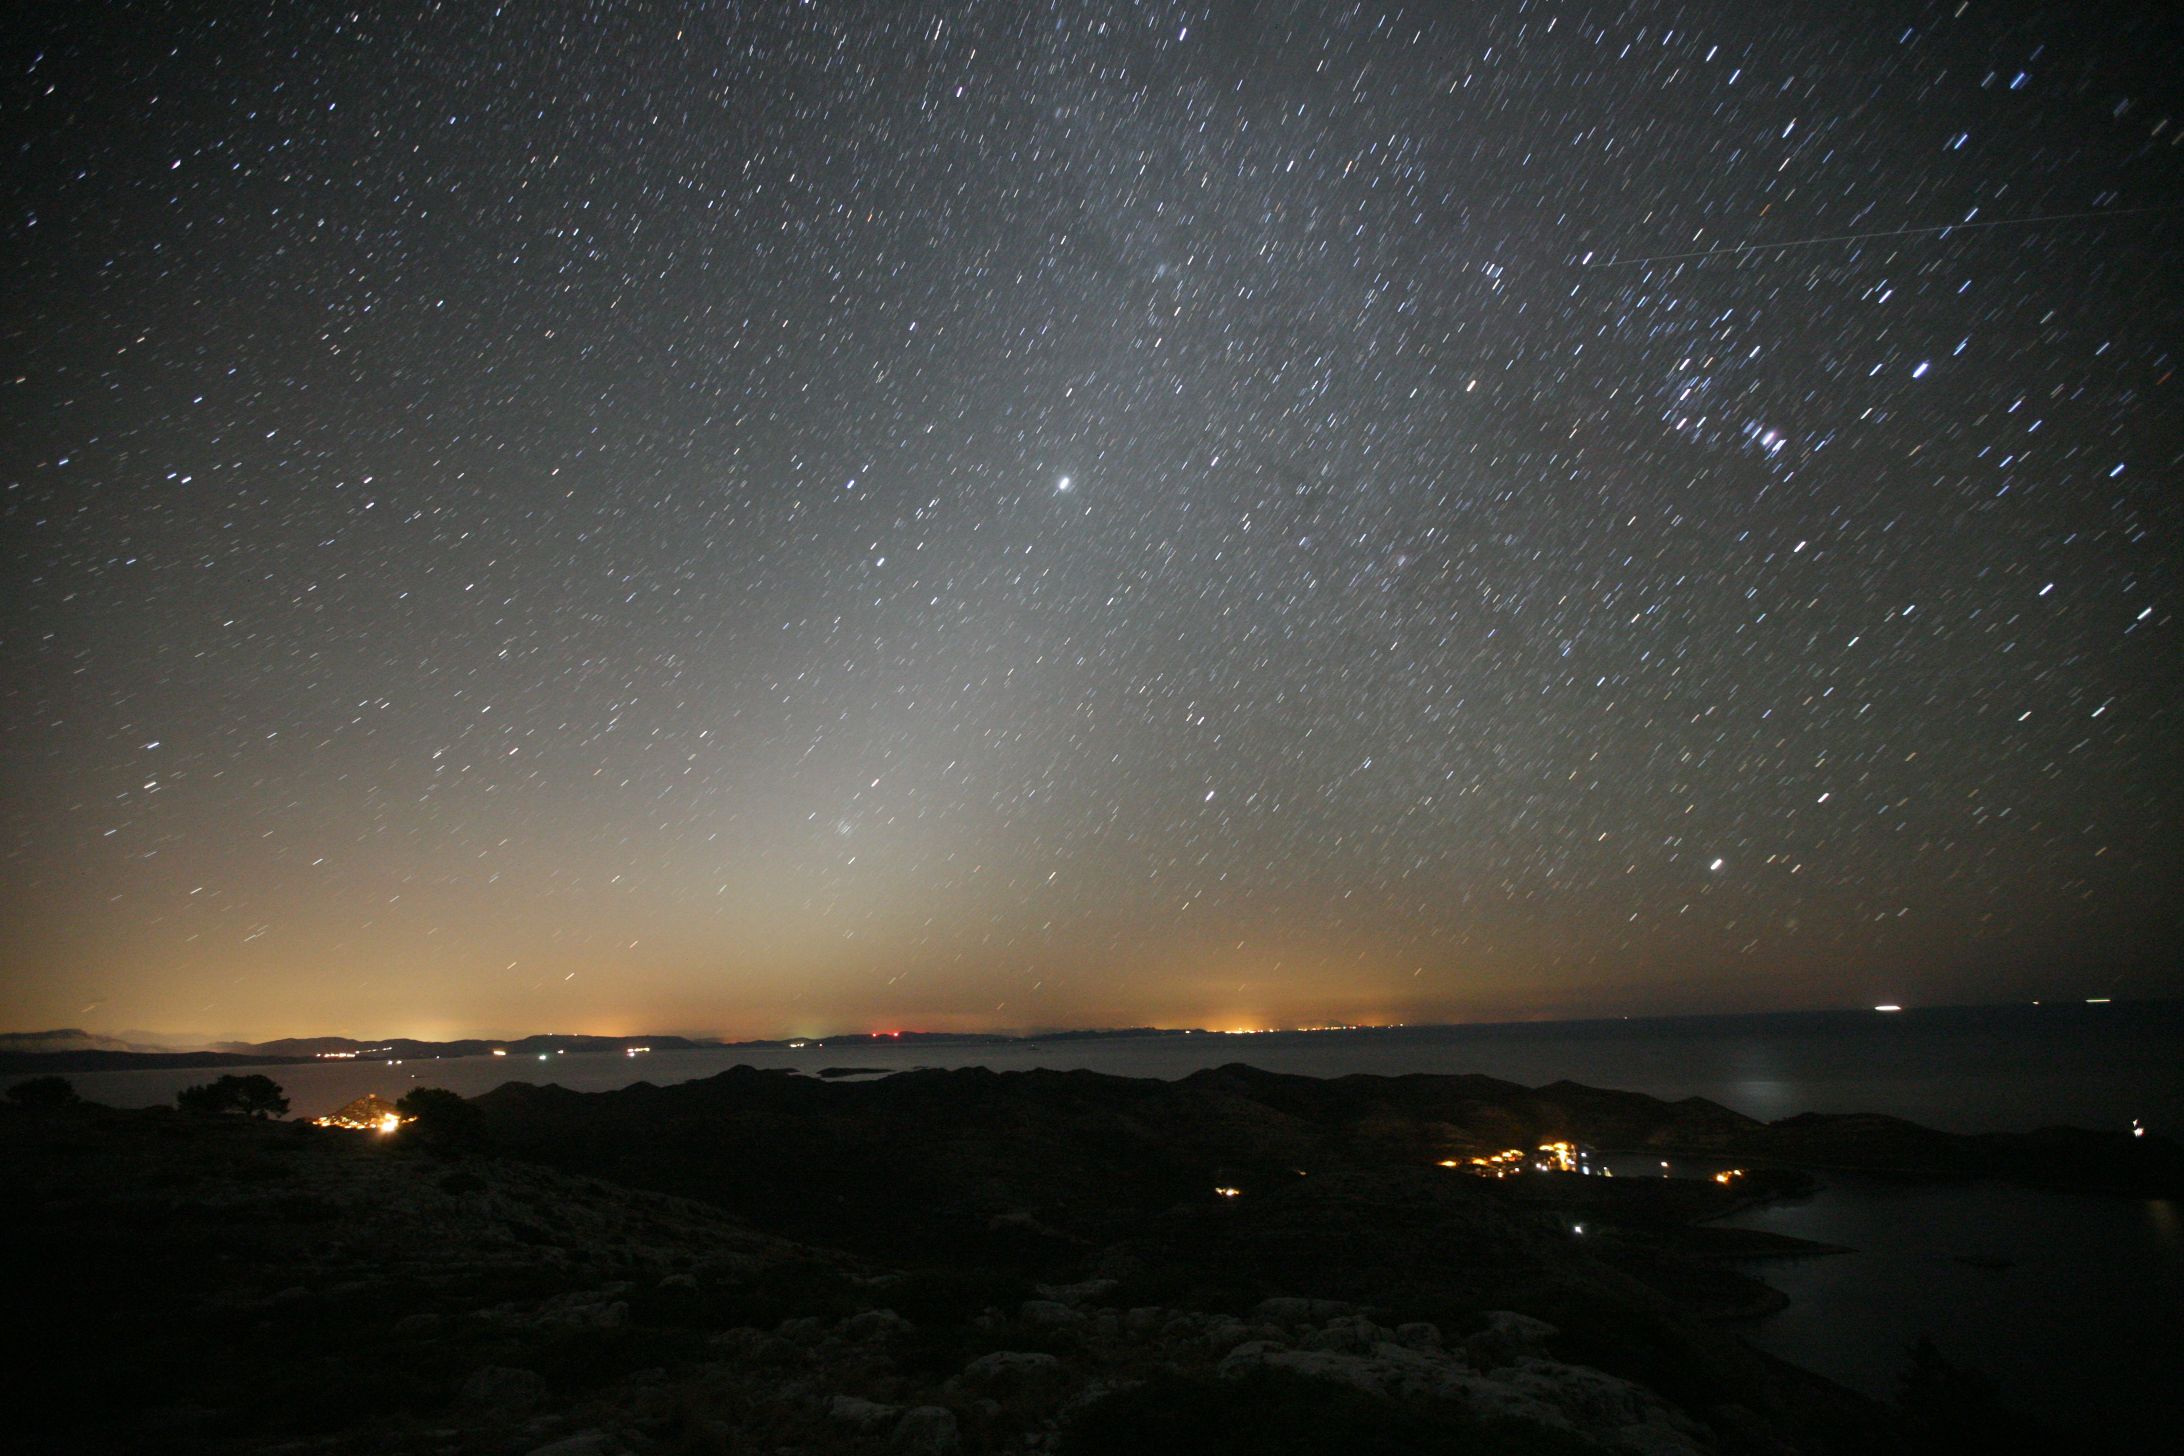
[1443,1141,1588,1179]
[1449,1148,1529,1179]
[1213,1186,1242,1199]
[1713,1168,1747,1185]
[311,1110,414,1134]
[1205,1022,1408,1035]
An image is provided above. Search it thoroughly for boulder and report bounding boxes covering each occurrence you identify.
[1018,1299,1083,1328]
[1484,1309,1559,1346]
[891,1404,962,1454]
[1441,1371,1579,1430]
[1301,1315,1392,1353]
[842,1307,915,1340]
[1394,1321,1443,1350]
[461,1365,547,1416]
[1465,1309,1558,1367]
[1250,1296,1356,1325]
[776,1314,829,1343]
[1218,1342,1448,1401]
[524,1433,634,1456]
[958,1350,1067,1399]
[829,1395,903,1429]
[708,1326,785,1361]
[1499,1357,1671,1432]
[1202,1318,1259,1352]
[1608,1418,1711,1456]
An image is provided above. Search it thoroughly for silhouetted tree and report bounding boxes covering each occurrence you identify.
[396,1086,487,1151]
[6,1076,81,1111]
[176,1073,290,1118]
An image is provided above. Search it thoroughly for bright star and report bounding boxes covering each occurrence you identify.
[1056,475,1072,492]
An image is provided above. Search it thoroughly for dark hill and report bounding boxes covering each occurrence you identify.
[10,1065,2107,1455]
[472,1061,2181,1258]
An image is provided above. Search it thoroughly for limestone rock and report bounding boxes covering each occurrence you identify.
[524,1431,634,1456]
[462,1365,547,1416]
[1300,1315,1393,1353]
[1394,1321,1443,1349]
[1466,1309,1559,1367]
[890,1404,962,1454]
[1250,1295,1357,1325]
[958,1350,1066,1398]
[829,1394,903,1429]
[842,1307,915,1340]
[1018,1298,1083,1328]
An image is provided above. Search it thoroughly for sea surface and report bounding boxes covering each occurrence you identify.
[1712,1174,2181,1450]
[48,1000,2184,1446]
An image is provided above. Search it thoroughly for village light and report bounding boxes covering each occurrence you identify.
[312,1094,414,1132]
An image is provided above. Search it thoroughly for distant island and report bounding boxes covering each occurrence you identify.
[0,1024,1205,1074]
[4,1000,2169,1080]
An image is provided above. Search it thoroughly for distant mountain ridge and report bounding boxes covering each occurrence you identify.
[218,1032,721,1059]
[0,1029,720,1074]
[0,1024,1188,1073]
[0,1028,180,1055]
[469,1061,2184,1260]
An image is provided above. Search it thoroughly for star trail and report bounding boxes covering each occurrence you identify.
[4,1,2178,1041]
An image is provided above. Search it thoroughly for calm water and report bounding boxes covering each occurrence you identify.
[1713,1176,2183,1449]
[49,1001,2183,1444]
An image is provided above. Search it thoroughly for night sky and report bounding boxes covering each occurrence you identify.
[5,1,2179,1043]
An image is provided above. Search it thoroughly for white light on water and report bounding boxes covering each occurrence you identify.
[1874,1004,1903,1013]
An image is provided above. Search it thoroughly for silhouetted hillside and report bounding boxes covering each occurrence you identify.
[6,1064,2118,1455]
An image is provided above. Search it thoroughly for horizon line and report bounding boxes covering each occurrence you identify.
[8,995,2164,1054]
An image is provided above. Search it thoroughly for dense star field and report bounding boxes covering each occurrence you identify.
[4,1,2179,1040]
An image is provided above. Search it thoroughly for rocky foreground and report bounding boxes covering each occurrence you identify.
[5,1064,2116,1455]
